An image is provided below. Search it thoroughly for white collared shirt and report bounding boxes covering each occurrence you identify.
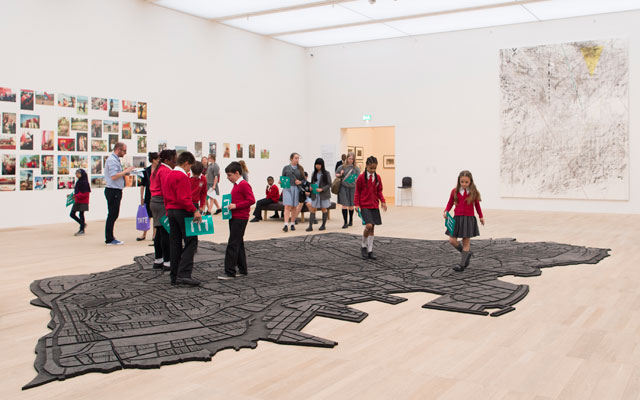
[366,171,375,180]
[236,176,245,185]
[174,166,188,176]
[459,188,468,195]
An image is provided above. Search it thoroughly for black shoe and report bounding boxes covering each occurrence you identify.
[283,225,288,232]
[319,225,326,231]
[290,225,295,231]
[238,271,247,277]
[452,264,465,272]
[176,277,201,286]
[342,223,349,229]
[214,209,222,215]
[361,247,368,259]
[294,219,299,225]
[306,226,313,232]
[368,252,377,260]
[349,221,353,226]
[170,279,177,285]
[250,217,261,223]
[270,215,279,219]
[153,263,163,269]
[163,265,171,271]
[136,236,145,241]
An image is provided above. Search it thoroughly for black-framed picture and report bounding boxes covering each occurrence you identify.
[355,146,364,160]
[383,155,395,169]
[347,146,355,154]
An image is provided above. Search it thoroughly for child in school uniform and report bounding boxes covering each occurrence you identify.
[354,156,387,260]
[250,176,280,222]
[150,149,176,271]
[305,158,332,232]
[189,161,208,212]
[218,161,255,280]
[443,170,485,272]
[163,151,202,286]
[70,169,90,236]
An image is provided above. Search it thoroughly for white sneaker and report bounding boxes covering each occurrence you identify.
[107,239,124,245]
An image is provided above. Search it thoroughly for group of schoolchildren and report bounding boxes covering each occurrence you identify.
[70,148,485,277]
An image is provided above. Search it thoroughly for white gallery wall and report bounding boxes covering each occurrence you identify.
[305,10,640,214]
[0,0,307,229]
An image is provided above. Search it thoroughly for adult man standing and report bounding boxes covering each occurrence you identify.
[205,154,222,215]
[104,142,133,245]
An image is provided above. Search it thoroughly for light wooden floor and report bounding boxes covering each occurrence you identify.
[2,206,639,399]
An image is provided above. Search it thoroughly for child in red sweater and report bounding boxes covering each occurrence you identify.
[70,169,90,236]
[163,151,202,286]
[189,161,208,212]
[443,170,485,272]
[250,176,280,222]
[354,156,387,260]
[218,161,255,280]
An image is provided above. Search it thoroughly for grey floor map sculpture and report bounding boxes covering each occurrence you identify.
[499,39,628,200]
[25,233,609,389]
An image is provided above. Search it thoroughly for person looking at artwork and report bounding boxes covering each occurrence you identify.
[281,153,304,232]
[104,142,133,245]
[205,154,221,215]
[335,154,346,172]
[218,161,255,280]
[238,160,249,182]
[335,151,360,229]
[150,149,176,270]
[355,156,387,260]
[250,176,280,222]
[443,170,484,272]
[163,151,202,286]
[305,158,332,232]
[138,152,159,241]
[70,169,90,236]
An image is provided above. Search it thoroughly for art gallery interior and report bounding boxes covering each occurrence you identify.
[1,1,640,399]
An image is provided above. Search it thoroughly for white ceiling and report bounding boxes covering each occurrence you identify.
[150,0,640,47]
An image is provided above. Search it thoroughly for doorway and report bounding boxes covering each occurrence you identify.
[340,126,395,205]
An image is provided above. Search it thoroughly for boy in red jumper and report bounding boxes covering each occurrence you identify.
[189,161,208,212]
[218,161,255,280]
[354,156,387,260]
[163,151,202,286]
[250,176,280,222]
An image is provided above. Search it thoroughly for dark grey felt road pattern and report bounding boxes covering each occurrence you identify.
[24,233,609,389]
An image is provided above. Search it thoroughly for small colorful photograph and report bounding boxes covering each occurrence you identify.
[20,170,33,190]
[19,155,40,169]
[91,156,103,174]
[108,134,119,152]
[133,156,146,168]
[208,142,216,157]
[57,93,76,108]
[20,131,34,150]
[76,132,88,152]
[236,144,243,158]
[57,176,75,189]
[91,119,102,138]
[36,91,54,106]
[260,149,269,159]
[91,176,106,188]
[0,87,16,102]
[41,155,54,175]
[121,122,131,139]
[71,155,88,169]
[58,138,75,152]
[176,146,187,155]
[0,135,16,150]
[58,155,70,175]
[20,114,40,129]
[2,154,16,175]
[91,97,107,110]
[21,89,34,110]
[2,112,16,134]
[0,177,16,191]
[133,122,146,135]
[223,143,230,158]
[137,102,147,120]
[71,117,88,131]
[121,156,132,169]
[76,95,88,115]
[41,130,55,151]
[122,100,137,113]
[108,98,119,117]
[58,117,70,136]
[34,176,54,190]
[158,140,167,152]
[104,120,119,133]
[91,139,107,152]
[194,142,202,158]
[137,135,147,153]
[249,144,255,159]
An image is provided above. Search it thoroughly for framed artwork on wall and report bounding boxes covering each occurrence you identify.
[383,155,395,169]
[347,146,355,154]
[355,147,364,160]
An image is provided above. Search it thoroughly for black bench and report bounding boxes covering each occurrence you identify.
[261,202,337,222]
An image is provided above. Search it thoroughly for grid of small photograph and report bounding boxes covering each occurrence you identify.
[0,86,148,192]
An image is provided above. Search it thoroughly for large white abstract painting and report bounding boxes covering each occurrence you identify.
[499,39,628,200]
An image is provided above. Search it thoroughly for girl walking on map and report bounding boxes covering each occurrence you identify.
[355,156,387,260]
[443,170,485,271]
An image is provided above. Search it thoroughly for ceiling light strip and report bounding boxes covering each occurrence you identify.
[268,0,548,37]
[212,0,359,22]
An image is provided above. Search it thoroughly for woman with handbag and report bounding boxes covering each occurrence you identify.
[334,151,360,228]
[280,152,304,232]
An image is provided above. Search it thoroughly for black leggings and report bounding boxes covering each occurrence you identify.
[70,210,85,230]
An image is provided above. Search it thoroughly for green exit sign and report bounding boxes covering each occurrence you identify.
[362,114,371,121]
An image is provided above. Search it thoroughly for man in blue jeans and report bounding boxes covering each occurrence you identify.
[104,142,133,245]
